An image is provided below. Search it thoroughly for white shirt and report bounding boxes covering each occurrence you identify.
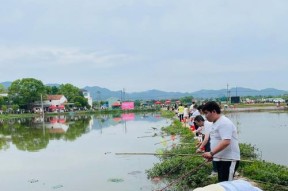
[210,115,240,161]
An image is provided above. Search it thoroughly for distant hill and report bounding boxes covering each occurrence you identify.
[0,81,12,89]
[191,87,288,98]
[84,86,288,100]
[1,81,287,100]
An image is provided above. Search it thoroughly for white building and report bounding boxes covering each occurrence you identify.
[82,90,93,107]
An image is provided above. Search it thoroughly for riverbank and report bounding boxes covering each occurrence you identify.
[0,108,159,119]
[146,114,288,191]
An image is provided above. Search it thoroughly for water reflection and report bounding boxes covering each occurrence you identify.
[0,113,166,152]
[0,112,169,191]
[0,115,92,151]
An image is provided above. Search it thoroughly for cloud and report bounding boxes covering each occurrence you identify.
[0,0,288,92]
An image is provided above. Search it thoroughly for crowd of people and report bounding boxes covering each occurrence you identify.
[172,101,262,190]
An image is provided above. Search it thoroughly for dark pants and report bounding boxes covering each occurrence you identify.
[215,160,239,182]
[178,114,184,121]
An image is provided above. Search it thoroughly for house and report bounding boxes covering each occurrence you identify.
[81,89,93,107]
[37,95,67,112]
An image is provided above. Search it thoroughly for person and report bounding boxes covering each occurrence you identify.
[189,101,195,117]
[177,104,184,122]
[183,105,189,121]
[190,105,201,134]
[194,115,217,176]
[201,101,240,182]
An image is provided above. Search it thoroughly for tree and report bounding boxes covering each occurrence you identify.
[45,86,59,95]
[0,84,6,93]
[8,78,46,109]
[73,96,89,108]
[58,83,82,102]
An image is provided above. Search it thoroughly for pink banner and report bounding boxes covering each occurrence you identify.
[121,102,134,110]
[121,113,135,121]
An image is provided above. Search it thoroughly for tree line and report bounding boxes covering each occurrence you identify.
[0,78,89,113]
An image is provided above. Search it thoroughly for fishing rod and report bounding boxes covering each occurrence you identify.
[154,160,209,191]
[154,133,196,145]
[154,136,179,145]
[115,152,255,163]
[115,152,203,157]
[137,134,158,138]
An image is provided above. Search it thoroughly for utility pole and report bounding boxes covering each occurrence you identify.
[123,88,125,102]
[97,91,101,109]
[40,94,44,118]
[226,84,229,104]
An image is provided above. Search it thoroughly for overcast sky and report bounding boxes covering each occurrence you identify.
[0,0,287,92]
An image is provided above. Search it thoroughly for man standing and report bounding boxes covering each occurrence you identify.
[201,101,240,182]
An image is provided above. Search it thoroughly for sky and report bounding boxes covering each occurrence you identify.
[0,0,288,93]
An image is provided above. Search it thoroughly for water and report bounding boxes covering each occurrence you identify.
[0,113,170,191]
[226,111,288,166]
[0,111,287,191]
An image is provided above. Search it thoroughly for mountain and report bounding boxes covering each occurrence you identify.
[191,87,288,98]
[0,81,12,88]
[84,86,288,100]
[2,81,287,100]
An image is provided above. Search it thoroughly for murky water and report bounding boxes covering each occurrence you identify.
[0,111,287,190]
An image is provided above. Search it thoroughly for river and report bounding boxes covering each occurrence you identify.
[0,111,287,191]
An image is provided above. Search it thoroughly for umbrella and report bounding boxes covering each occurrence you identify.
[165,100,171,104]
[49,105,57,109]
[58,105,65,109]
[155,101,161,105]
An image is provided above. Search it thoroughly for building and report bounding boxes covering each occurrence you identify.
[33,95,68,112]
[82,89,93,107]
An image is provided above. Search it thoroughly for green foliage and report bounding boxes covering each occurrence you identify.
[8,78,46,109]
[239,143,259,159]
[58,83,82,102]
[160,110,175,118]
[1,105,7,113]
[0,84,6,93]
[161,120,193,137]
[45,86,59,94]
[73,96,89,108]
[179,96,193,105]
[241,161,288,190]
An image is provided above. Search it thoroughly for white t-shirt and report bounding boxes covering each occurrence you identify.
[210,115,240,161]
[184,107,189,117]
[191,109,201,118]
[197,121,212,134]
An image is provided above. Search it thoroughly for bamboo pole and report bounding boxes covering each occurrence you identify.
[115,152,202,157]
[115,153,255,162]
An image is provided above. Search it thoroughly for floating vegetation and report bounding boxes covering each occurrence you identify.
[52,184,64,189]
[128,171,142,175]
[107,178,124,183]
[28,179,39,183]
